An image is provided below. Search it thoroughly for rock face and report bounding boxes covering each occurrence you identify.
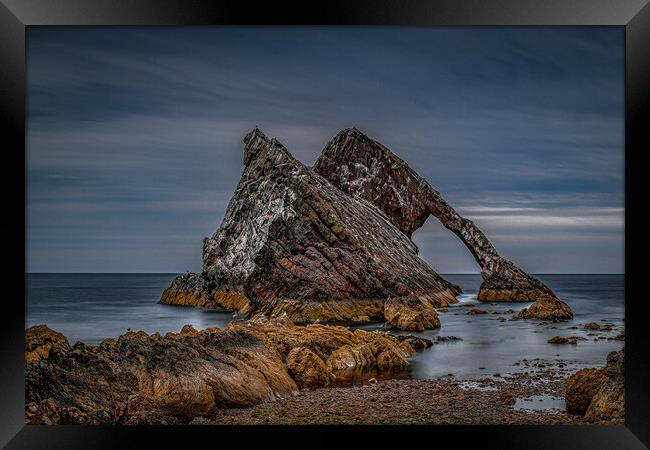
[313,128,570,312]
[25,323,428,424]
[564,349,624,423]
[162,128,460,329]
[565,368,608,415]
[162,127,572,323]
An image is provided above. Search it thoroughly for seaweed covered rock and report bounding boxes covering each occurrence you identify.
[547,336,578,345]
[159,272,214,308]
[227,319,422,377]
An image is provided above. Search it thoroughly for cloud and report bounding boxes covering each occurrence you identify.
[26,27,624,273]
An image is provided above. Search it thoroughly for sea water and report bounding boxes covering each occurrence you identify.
[26,273,624,379]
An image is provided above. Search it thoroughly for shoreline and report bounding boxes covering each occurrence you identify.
[25,320,623,425]
[197,365,580,425]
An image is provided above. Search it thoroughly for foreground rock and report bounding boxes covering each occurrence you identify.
[25,325,71,364]
[564,349,624,423]
[25,322,427,425]
[227,316,422,375]
[565,368,607,415]
[583,349,625,423]
[26,324,297,425]
[162,128,460,329]
[286,347,331,389]
[313,128,572,317]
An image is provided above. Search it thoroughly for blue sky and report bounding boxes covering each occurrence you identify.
[26,27,624,273]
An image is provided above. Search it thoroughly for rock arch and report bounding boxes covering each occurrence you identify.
[312,128,562,304]
[161,127,572,323]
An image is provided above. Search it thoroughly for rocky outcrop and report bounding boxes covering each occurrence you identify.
[564,349,624,423]
[565,368,608,415]
[162,128,460,328]
[25,324,71,364]
[227,317,423,376]
[313,128,571,314]
[25,322,429,424]
[286,347,331,389]
[25,325,297,424]
[547,336,578,345]
[513,296,573,321]
[583,349,624,423]
[383,297,441,331]
[162,126,571,324]
[160,272,251,313]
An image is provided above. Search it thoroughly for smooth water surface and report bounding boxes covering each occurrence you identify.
[355,274,625,379]
[26,273,236,344]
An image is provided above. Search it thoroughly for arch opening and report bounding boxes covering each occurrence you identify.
[411,215,481,293]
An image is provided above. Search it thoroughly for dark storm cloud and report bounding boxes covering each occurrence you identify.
[26,27,624,273]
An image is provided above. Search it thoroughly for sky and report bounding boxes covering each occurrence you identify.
[26,27,624,274]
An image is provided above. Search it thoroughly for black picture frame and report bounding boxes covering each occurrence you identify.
[1,0,648,448]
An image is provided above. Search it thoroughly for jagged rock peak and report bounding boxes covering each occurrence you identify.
[325,127,398,164]
[242,127,296,167]
[172,128,461,326]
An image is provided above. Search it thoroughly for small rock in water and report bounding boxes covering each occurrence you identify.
[547,336,577,345]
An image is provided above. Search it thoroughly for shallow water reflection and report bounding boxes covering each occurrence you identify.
[514,394,566,412]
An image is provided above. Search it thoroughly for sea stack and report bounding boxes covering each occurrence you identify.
[161,128,460,329]
[161,127,573,323]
